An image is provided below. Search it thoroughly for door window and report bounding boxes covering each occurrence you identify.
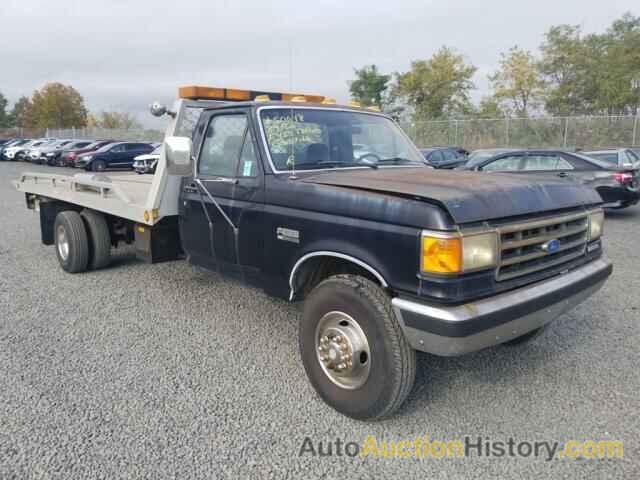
[481,155,522,171]
[442,150,457,161]
[110,144,126,153]
[199,114,248,177]
[522,155,573,171]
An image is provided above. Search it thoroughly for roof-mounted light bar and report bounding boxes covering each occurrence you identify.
[178,85,326,103]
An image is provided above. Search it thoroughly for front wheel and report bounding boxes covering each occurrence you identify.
[300,275,416,420]
[91,160,106,172]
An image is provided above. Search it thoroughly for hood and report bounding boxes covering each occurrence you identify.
[302,167,601,224]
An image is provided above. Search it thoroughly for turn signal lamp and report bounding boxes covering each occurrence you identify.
[322,98,337,105]
[290,96,307,102]
[348,100,361,108]
[421,235,462,274]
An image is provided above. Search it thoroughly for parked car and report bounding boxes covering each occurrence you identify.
[458,148,519,170]
[1,139,30,160]
[5,139,46,161]
[58,140,114,167]
[419,146,468,169]
[468,149,639,209]
[74,142,155,171]
[44,140,95,166]
[133,145,162,174]
[29,139,74,164]
[583,148,640,170]
[22,138,57,162]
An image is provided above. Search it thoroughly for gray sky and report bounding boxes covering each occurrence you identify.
[1,0,637,127]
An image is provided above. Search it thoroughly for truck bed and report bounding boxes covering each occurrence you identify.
[13,171,160,225]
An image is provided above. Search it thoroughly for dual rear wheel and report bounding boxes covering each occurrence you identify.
[54,210,111,273]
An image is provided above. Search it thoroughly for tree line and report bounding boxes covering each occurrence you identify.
[349,13,640,121]
[0,82,141,131]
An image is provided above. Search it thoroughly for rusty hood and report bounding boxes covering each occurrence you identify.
[302,167,602,224]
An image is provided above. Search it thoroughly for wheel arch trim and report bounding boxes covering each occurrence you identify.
[288,251,389,301]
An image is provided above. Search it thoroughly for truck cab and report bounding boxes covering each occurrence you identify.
[15,86,612,420]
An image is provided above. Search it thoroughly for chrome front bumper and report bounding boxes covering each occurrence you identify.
[392,257,612,356]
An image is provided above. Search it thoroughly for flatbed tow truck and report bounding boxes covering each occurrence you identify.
[14,86,612,419]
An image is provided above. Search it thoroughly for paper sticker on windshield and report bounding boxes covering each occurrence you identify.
[243,161,253,176]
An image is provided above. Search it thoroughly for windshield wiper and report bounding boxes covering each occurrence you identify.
[378,157,421,165]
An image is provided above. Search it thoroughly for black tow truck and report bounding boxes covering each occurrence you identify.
[15,86,612,420]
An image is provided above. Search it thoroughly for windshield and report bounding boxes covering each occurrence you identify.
[96,142,118,153]
[260,108,424,171]
[587,152,618,165]
[465,149,513,168]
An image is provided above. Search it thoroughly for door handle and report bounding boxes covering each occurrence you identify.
[557,172,569,178]
[183,182,199,193]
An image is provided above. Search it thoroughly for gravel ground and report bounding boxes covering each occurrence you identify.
[0,161,638,479]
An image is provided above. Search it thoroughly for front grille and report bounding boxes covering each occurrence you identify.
[496,212,589,281]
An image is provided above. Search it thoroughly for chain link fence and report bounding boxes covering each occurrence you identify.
[401,115,640,150]
[3,115,639,151]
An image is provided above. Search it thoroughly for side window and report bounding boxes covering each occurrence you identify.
[522,155,574,171]
[442,150,457,161]
[481,156,522,171]
[430,151,444,163]
[111,144,125,153]
[199,114,248,177]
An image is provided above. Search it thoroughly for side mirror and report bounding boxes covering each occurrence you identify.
[150,102,167,117]
[164,136,192,166]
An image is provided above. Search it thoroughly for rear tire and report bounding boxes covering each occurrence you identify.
[300,274,416,420]
[81,209,111,270]
[54,211,89,273]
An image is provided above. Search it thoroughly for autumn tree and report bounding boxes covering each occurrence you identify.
[10,96,35,128]
[393,47,476,120]
[348,65,391,107]
[489,46,544,116]
[30,83,87,128]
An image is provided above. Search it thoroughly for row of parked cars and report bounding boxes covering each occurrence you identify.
[420,146,640,210]
[0,137,161,174]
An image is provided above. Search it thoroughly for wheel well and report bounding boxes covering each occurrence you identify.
[291,255,385,300]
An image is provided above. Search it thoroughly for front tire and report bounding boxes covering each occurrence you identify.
[91,160,106,172]
[54,211,89,273]
[300,275,416,420]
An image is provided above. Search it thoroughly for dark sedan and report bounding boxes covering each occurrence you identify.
[419,146,468,169]
[467,149,639,209]
[74,142,155,171]
[58,140,115,167]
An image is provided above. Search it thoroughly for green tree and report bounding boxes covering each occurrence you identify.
[474,96,505,118]
[489,46,544,116]
[10,96,35,128]
[0,92,11,128]
[91,111,142,130]
[30,83,87,128]
[393,47,476,120]
[348,65,391,107]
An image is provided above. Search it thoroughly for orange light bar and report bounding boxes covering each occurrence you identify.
[178,85,326,103]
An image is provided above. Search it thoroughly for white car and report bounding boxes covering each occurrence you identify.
[133,146,162,174]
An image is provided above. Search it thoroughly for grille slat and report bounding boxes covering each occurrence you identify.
[496,213,589,281]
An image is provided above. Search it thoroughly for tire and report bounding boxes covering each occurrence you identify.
[81,209,111,270]
[300,274,416,420]
[91,160,106,172]
[503,326,545,346]
[54,211,89,273]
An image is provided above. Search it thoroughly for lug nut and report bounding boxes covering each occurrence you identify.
[334,335,342,342]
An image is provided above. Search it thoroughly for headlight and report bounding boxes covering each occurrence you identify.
[421,231,498,275]
[588,209,604,241]
[46,152,55,156]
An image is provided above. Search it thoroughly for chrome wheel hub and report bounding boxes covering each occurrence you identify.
[56,225,69,261]
[315,311,371,389]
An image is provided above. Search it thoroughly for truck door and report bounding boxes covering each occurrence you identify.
[180,109,264,276]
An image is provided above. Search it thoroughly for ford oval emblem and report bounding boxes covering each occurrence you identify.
[541,239,561,253]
